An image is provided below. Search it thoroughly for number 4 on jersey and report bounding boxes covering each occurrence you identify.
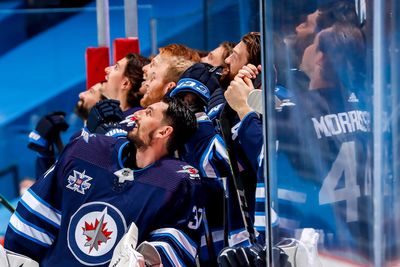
[319,141,361,222]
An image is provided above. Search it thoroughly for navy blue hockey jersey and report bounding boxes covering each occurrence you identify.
[234,111,279,242]
[276,87,372,258]
[34,107,141,179]
[6,131,204,266]
[180,113,250,263]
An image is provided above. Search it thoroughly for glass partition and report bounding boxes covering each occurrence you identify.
[261,0,400,266]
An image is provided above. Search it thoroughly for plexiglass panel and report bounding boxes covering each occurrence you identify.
[261,0,400,266]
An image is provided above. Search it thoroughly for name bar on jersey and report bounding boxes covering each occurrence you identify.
[312,110,370,139]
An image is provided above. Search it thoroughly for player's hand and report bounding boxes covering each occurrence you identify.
[225,76,254,119]
[217,244,266,267]
[28,111,69,155]
[217,244,289,267]
[86,99,124,134]
[236,64,262,79]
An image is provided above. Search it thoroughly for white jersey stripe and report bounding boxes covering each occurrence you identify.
[228,229,250,247]
[21,189,61,227]
[149,241,184,267]
[9,213,54,246]
[200,229,224,247]
[256,185,265,199]
[254,209,279,228]
[200,136,230,179]
[201,138,218,178]
[150,228,197,260]
[278,188,307,203]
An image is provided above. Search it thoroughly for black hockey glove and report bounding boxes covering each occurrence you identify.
[217,244,289,267]
[87,99,124,134]
[28,111,69,156]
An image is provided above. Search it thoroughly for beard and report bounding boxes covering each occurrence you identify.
[284,33,315,69]
[74,100,89,121]
[128,128,155,150]
[220,72,233,89]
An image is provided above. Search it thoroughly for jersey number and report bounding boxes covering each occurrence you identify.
[319,141,360,222]
[188,206,203,230]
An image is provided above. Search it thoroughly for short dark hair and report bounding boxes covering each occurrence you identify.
[124,53,150,107]
[161,96,197,154]
[318,23,365,90]
[316,1,360,33]
[241,32,261,66]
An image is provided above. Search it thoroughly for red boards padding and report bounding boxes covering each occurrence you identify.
[85,47,110,89]
[113,37,140,63]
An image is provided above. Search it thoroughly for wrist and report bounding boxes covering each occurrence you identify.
[237,105,253,120]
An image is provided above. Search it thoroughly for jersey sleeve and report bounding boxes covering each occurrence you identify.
[236,111,264,176]
[235,111,281,243]
[145,227,199,267]
[182,116,246,262]
[34,154,56,179]
[4,143,71,262]
[184,116,232,180]
[135,163,205,267]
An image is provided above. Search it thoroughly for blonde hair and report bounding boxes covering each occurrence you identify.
[162,56,194,84]
[159,44,200,62]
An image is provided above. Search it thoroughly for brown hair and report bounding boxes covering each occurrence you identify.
[124,53,150,107]
[241,32,261,66]
[220,41,236,66]
[317,23,365,90]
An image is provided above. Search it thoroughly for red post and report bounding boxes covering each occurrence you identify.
[113,37,140,63]
[85,47,110,89]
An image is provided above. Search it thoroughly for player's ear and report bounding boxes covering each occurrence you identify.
[163,82,176,95]
[156,125,173,139]
[122,77,132,90]
[222,65,229,76]
[315,51,324,67]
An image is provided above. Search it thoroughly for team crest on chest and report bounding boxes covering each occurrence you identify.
[68,202,127,266]
[177,165,200,179]
[67,170,93,195]
[114,168,134,183]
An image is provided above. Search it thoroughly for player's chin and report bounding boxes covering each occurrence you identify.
[127,131,135,141]
[128,127,138,137]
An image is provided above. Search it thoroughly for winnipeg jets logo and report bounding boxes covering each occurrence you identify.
[114,168,134,183]
[82,208,113,253]
[177,165,200,179]
[67,170,93,195]
[68,202,126,265]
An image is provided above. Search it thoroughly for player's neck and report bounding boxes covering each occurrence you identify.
[309,77,334,90]
[119,99,130,112]
[135,146,167,168]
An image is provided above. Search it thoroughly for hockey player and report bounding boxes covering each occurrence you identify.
[169,63,251,264]
[214,33,262,250]
[200,41,235,73]
[75,81,108,122]
[280,0,361,92]
[5,97,204,267]
[218,67,286,266]
[28,53,149,178]
[208,32,261,120]
[277,23,372,259]
[140,44,199,108]
[104,53,150,117]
